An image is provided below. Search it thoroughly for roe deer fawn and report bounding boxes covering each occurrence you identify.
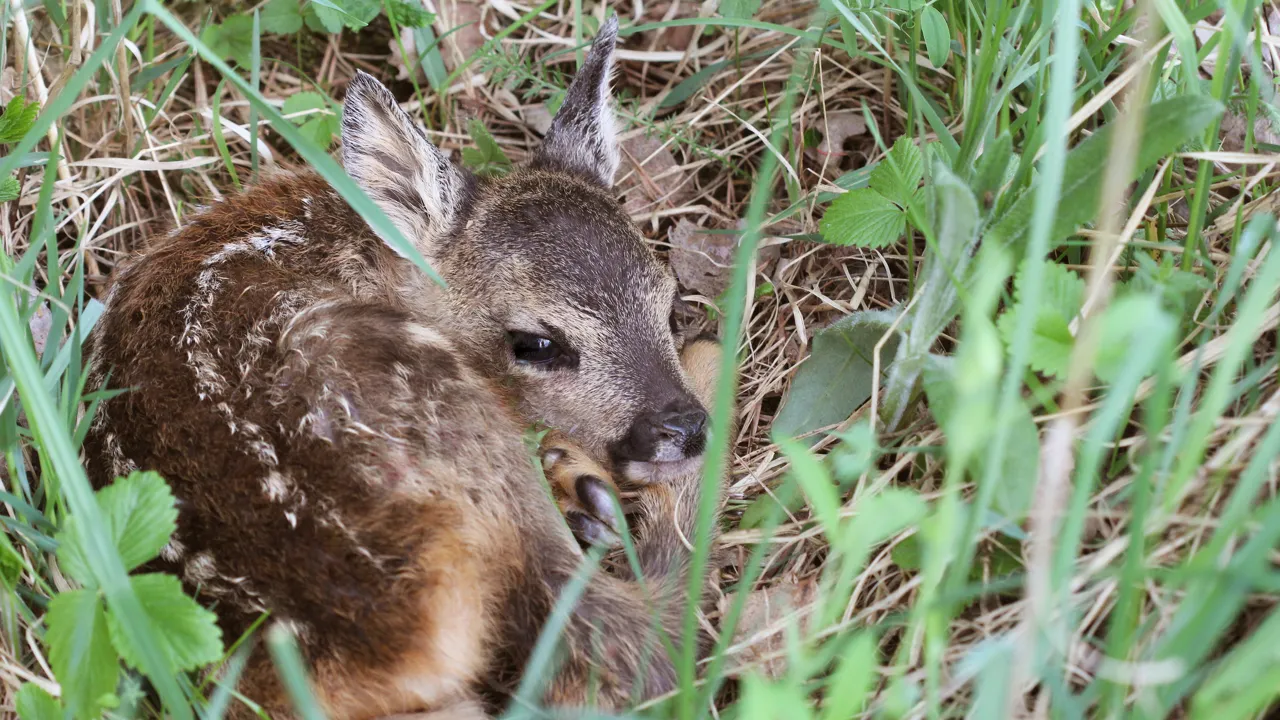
[84,17,734,720]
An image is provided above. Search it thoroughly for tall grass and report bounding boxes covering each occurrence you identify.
[2,0,1278,718]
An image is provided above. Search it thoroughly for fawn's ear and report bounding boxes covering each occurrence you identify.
[531,16,621,187]
[341,71,470,256]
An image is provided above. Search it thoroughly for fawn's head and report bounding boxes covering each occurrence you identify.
[340,18,707,473]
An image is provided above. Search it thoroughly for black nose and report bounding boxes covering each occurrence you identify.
[610,400,708,463]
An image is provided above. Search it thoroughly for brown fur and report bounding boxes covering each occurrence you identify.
[83,19,734,720]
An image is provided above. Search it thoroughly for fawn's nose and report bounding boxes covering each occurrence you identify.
[611,400,708,463]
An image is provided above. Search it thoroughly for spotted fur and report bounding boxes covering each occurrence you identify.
[84,22,732,720]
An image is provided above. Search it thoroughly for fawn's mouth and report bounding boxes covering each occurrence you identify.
[616,454,707,485]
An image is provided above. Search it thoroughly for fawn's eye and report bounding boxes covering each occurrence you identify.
[507,331,564,366]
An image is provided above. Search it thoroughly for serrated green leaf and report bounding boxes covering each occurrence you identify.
[719,0,762,19]
[0,95,40,144]
[261,0,304,34]
[385,0,435,27]
[200,14,255,67]
[996,261,1085,378]
[1094,294,1173,384]
[773,309,900,444]
[47,589,119,720]
[0,175,20,202]
[988,95,1224,251]
[919,5,950,68]
[107,573,224,673]
[868,136,924,209]
[820,188,906,247]
[15,684,62,720]
[58,471,178,583]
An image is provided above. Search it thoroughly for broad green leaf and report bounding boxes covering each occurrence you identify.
[0,175,19,202]
[720,0,762,19]
[199,14,255,67]
[15,684,62,720]
[107,573,224,673]
[819,188,905,247]
[303,1,343,33]
[963,635,1018,720]
[868,136,924,209]
[773,309,900,444]
[47,589,119,720]
[308,0,380,32]
[919,5,950,68]
[0,95,40,144]
[974,131,1013,198]
[821,632,877,720]
[385,0,436,27]
[261,0,304,34]
[1094,294,1173,383]
[997,260,1085,378]
[58,471,178,583]
[923,356,1039,520]
[776,438,841,542]
[460,119,512,176]
[284,92,338,148]
[987,95,1224,251]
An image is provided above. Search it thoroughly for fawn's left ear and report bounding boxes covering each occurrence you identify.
[531,16,621,187]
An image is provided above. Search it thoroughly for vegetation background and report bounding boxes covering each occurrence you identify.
[0,0,1278,717]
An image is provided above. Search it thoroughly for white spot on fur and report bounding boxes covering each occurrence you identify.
[103,433,139,477]
[246,222,306,259]
[284,511,298,529]
[262,471,292,502]
[160,536,186,562]
[184,552,217,584]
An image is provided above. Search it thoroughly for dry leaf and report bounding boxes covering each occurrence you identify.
[619,135,693,217]
[437,0,486,74]
[522,104,553,135]
[669,219,734,298]
[721,579,818,679]
[1220,112,1280,152]
[389,28,427,83]
[29,302,52,356]
[816,111,867,159]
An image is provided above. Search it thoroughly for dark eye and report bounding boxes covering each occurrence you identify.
[507,331,563,366]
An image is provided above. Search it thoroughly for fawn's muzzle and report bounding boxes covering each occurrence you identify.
[610,399,708,464]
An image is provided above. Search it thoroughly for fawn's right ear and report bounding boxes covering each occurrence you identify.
[341,71,469,257]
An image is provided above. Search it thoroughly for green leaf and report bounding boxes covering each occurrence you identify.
[200,14,255,67]
[919,5,950,68]
[1094,294,1172,384]
[996,260,1085,378]
[132,54,193,91]
[974,131,1013,199]
[719,0,762,19]
[261,0,304,34]
[58,471,179,583]
[284,92,338,149]
[47,589,119,720]
[0,95,40,144]
[460,119,512,176]
[107,573,224,673]
[0,175,19,202]
[987,95,1224,251]
[15,684,62,720]
[307,0,380,32]
[820,188,906,247]
[385,0,436,27]
[922,356,1039,520]
[1191,603,1280,719]
[868,136,924,209]
[773,309,900,444]
[821,632,877,720]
